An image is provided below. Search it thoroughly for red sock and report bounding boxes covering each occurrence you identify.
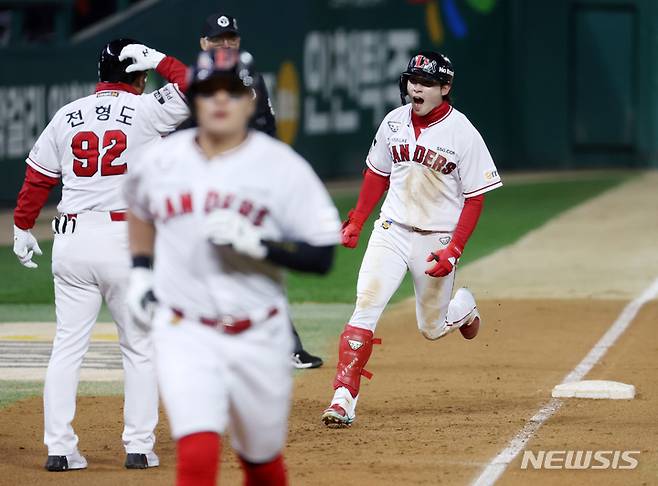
[177,432,221,486]
[240,454,287,486]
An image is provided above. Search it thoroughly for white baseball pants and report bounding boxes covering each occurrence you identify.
[151,306,293,463]
[44,211,158,455]
[349,215,472,339]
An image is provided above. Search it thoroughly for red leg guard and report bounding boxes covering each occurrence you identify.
[240,454,287,486]
[176,432,221,486]
[333,324,380,398]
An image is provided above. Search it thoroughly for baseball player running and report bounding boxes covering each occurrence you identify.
[124,48,340,486]
[12,38,189,470]
[322,51,503,427]
[194,12,323,369]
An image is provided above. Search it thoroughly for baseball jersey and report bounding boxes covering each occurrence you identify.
[26,83,189,213]
[366,104,502,231]
[125,129,341,318]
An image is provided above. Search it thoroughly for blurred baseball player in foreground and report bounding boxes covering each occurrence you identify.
[197,12,324,369]
[322,51,503,427]
[124,48,340,486]
[12,38,189,470]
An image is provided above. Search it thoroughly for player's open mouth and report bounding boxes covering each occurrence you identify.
[412,96,424,105]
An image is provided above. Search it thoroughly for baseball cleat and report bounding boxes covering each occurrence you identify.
[322,404,354,427]
[291,350,323,369]
[44,451,88,472]
[125,452,160,469]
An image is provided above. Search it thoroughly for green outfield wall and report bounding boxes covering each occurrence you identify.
[1,0,657,204]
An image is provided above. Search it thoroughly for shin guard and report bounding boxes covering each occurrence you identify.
[333,324,381,397]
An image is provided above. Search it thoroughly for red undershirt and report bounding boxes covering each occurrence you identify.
[411,101,451,140]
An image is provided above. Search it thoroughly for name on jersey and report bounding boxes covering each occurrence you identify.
[390,143,457,175]
[157,190,269,226]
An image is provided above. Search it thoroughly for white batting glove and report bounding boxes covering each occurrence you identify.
[126,267,157,332]
[119,44,166,73]
[205,209,267,260]
[13,225,42,269]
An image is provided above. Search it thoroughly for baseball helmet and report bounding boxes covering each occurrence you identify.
[399,51,454,104]
[187,48,256,99]
[98,38,142,83]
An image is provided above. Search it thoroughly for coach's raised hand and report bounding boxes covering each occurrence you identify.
[13,225,42,269]
[119,43,166,73]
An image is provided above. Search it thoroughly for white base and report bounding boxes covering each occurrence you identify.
[552,380,635,400]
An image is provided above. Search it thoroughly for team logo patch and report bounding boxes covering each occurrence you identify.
[440,236,451,245]
[387,121,401,133]
[217,15,230,27]
[484,169,499,181]
[153,90,165,105]
[97,91,119,98]
[348,339,363,350]
[382,219,392,230]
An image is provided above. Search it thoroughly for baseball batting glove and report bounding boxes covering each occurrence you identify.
[126,268,157,332]
[341,209,366,249]
[119,44,166,73]
[205,209,267,260]
[13,225,42,269]
[51,214,76,235]
[425,242,462,278]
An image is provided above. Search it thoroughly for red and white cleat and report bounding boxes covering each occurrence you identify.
[322,387,358,427]
[322,404,354,427]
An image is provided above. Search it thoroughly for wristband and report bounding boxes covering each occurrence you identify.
[132,255,153,268]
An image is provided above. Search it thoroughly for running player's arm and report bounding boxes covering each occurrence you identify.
[124,154,159,326]
[341,118,392,248]
[268,155,342,274]
[426,127,500,277]
[124,157,156,265]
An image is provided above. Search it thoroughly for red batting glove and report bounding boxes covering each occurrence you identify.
[425,242,462,278]
[341,209,365,249]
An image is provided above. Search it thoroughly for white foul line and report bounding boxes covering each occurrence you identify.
[470,276,658,486]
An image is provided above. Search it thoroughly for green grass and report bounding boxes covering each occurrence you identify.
[0,174,630,310]
[0,381,123,410]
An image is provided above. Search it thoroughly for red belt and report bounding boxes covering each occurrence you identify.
[65,211,126,222]
[171,307,279,335]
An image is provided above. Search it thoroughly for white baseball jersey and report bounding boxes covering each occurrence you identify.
[26,84,189,213]
[125,129,341,318]
[366,104,502,231]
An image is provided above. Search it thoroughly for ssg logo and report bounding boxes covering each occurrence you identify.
[348,340,363,350]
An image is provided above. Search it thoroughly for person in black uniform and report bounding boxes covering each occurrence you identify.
[198,12,323,369]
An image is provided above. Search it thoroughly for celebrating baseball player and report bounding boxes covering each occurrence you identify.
[124,48,340,486]
[322,51,503,427]
[12,38,189,470]
[192,12,324,369]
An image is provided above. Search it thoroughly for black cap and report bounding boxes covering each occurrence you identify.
[201,13,239,38]
[98,38,142,83]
